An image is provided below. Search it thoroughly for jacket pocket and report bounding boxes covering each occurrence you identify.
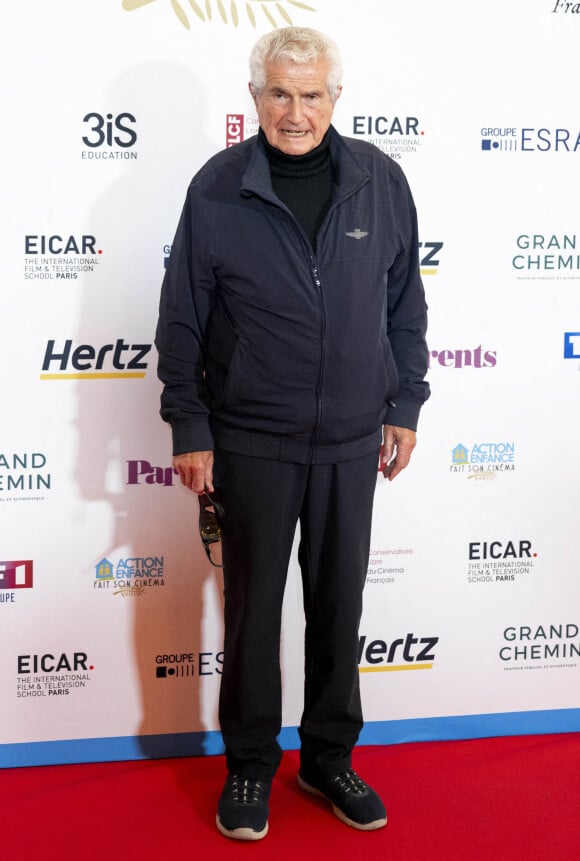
[382,337,400,403]
[220,335,247,408]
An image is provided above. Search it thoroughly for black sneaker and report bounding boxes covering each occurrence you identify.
[216,774,271,840]
[298,768,387,831]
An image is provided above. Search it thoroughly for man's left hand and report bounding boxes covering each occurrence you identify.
[380,425,417,481]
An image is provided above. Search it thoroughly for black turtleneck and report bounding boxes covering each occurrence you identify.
[260,128,334,248]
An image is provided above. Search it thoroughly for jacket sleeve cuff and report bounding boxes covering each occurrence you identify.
[171,420,215,456]
[383,398,422,432]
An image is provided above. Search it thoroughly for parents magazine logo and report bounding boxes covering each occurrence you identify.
[122,0,316,29]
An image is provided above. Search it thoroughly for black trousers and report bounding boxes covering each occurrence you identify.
[213,447,380,781]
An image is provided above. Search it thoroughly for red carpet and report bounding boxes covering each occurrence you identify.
[3,734,579,860]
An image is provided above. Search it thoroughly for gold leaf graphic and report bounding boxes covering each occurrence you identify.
[122,0,315,28]
[171,0,190,27]
[246,1,256,26]
[287,0,316,10]
[261,2,277,27]
[276,1,292,24]
[122,0,156,8]
[188,0,206,20]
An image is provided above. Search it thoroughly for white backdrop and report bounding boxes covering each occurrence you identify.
[2,0,579,768]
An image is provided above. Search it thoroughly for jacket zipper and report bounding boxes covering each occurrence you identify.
[310,257,326,456]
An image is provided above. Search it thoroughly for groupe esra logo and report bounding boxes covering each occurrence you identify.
[155,651,223,678]
[481,125,580,153]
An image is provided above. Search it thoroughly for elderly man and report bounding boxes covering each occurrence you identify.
[156,26,429,841]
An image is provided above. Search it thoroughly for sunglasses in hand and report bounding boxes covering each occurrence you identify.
[198,490,225,567]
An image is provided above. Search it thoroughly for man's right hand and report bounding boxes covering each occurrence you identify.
[172,451,214,494]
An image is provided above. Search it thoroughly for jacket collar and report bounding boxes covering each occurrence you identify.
[240,124,370,203]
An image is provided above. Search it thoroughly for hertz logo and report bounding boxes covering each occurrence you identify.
[122,0,315,29]
[358,633,438,673]
[40,339,151,380]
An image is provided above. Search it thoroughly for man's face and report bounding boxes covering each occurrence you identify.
[251,60,340,156]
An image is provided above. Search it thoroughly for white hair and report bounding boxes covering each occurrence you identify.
[249,27,343,103]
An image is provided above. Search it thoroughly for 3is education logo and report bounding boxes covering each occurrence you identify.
[81,111,138,160]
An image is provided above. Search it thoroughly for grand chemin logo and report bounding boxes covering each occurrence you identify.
[122,0,315,29]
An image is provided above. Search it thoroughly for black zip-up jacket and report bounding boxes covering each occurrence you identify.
[156,125,430,464]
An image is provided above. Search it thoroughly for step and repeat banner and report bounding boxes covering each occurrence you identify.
[2,0,579,767]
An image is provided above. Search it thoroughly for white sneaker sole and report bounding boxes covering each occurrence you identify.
[216,814,269,841]
[297,774,387,831]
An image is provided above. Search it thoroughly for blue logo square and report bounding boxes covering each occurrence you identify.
[564,332,580,359]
